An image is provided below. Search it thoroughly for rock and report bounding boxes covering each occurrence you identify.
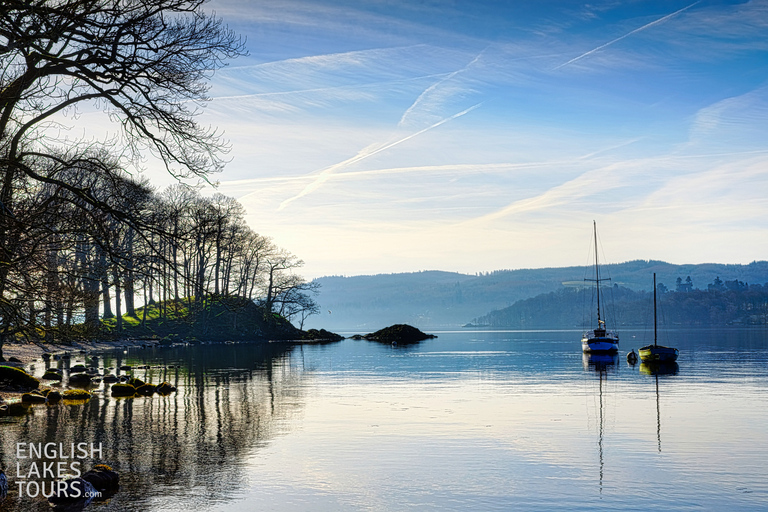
[48,477,96,509]
[127,377,145,388]
[119,365,131,371]
[46,391,62,403]
[156,382,177,395]
[43,370,63,381]
[21,392,47,404]
[302,329,344,342]
[68,373,92,387]
[82,464,119,493]
[0,469,7,501]
[69,364,88,373]
[102,375,119,384]
[62,389,91,401]
[363,324,437,345]
[0,365,40,391]
[111,383,137,397]
[0,402,29,417]
[135,383,156,396]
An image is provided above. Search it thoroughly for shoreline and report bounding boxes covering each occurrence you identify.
[2,339,159,366]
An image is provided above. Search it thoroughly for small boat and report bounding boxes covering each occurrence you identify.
[639,273,678,363]
[582,222,619,354]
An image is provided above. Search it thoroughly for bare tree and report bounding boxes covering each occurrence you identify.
[0,0,244,355]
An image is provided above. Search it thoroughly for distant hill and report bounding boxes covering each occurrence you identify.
[470,284,768,329]
[305,261,768,330]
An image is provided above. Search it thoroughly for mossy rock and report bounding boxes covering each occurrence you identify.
[127,377,145,388]
[43,370,63,381]
[48,477,96,508]
[0,366,40,391]
[156,382,177,395]
[82,465,120,492]
[46,391,62,403]
[62,389,91,400]
[68,373,92,387]
[22,392,47,404]
[135,383,156,396]
[364,324,437,344]
[111,383,137,397]
[69,364,88,373]
[0,402,30,417]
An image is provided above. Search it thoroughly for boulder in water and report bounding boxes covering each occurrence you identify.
[156,382,177,395]
[111,383,137,397]
[48,477,96,510]
[0,366,39,391]
[68,373,92,387]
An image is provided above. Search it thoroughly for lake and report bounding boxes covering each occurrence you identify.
[1,328,767,511]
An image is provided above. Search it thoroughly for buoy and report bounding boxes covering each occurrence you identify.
[627,350,638,365]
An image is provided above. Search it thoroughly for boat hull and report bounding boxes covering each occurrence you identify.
[638,345,678,363]
[582,337,619,354]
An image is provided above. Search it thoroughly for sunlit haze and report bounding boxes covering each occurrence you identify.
[166,0,768,277]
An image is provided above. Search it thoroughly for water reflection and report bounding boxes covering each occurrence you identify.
[582,353,619,373]
[640,362,678,453]
[0,343,309,511]
[582,353,618,495]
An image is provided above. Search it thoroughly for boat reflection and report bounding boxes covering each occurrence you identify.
[583,352,617,494]
[639,361,679,376]
[582,352,619,373]
[640,361,678,452]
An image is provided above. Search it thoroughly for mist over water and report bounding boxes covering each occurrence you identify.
[1,329,767,511]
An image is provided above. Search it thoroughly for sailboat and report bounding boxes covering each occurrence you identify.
[581,222,619,354]
[638,273,679,363]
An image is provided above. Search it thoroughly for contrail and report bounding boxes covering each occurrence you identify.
[553,1,701,70]
[398,49,486,127]
[278,103,482,210]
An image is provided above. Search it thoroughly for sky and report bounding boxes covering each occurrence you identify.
[183,0,768,278]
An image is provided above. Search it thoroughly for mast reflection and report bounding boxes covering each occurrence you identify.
[583,353,618,495]
[640,362,678,453]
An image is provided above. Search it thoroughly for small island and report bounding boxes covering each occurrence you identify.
[362,324,437,345]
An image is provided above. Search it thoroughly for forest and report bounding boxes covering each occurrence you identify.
[470,278,768,329]
[0,1,317,354]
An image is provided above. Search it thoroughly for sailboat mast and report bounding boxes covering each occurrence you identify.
[594,221,602,326]
[653,272,658,347]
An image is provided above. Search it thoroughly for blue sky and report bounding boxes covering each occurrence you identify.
[189,0,768,277]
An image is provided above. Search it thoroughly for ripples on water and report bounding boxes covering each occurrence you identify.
[1,328,767,511]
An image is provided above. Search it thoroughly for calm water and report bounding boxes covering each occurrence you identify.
[1,328,767,511]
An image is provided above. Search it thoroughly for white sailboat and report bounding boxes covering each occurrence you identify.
[581,222,619,354]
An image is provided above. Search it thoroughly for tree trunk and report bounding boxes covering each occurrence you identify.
[114,266,122,332]
[99,247,114,319]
